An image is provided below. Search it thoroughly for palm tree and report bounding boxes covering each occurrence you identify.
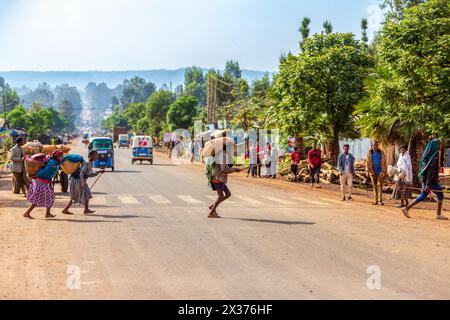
[355,65,426,185]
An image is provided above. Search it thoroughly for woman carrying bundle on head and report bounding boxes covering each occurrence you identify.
[24,149,64,219]
[62,150,104,215]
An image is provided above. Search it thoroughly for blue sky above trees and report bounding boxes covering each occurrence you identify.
[0,0,384,71]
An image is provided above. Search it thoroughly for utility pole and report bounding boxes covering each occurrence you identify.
[207,76,212,126]
[212,76,217,128]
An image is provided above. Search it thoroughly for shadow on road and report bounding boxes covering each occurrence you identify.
[47,219,121,223]
[224,217,316,226]
[151,163,177,167]
[91,214,154,219]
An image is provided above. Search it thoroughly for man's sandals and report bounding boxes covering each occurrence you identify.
[208,205,221,219]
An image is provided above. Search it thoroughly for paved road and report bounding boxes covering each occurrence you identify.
[1,140,450,299]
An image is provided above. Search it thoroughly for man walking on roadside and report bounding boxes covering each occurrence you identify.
[338,144,355,201]
[402,139,447,220]
[366,141,387,206]
[308,143,322,188]
[10,137,29,196]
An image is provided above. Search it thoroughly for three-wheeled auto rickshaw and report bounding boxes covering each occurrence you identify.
[118,134,130,148]
[131,136,153,165]
[89,137,115,171]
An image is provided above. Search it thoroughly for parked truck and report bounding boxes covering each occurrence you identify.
[112,126,128,143]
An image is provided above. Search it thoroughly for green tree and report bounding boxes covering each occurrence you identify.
[123,102,147,131]
[299,17,311,49]
[28,107,53,138]
[48,107,69,134]
[121,77,156,108]
[0,77,20,113]
[224,60,242,80]
[361,18,369,43]
[23,82,55,108]
[6,105,30,129]
[360,0,450,139]
[323,20,333,34]
[380,0,426,20]
[184,66,206,105]
[166,95,199,131]
[101,107,129,131]
[356,0,450,180]
[59,99,76,132]
[250,74,272,127]
[111,96,120,107]
[146,89,173,137]
[91,82,112,109]
[271,33,373,162]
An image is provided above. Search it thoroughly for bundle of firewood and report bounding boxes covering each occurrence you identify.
[280,159,395,188]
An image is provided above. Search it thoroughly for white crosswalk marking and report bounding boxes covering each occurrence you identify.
[177,195,204,204]
[118,196,139,205]
[235,195,264,205]
[264,196,296,205]
[148,195,171,204]
[91,196,106,206]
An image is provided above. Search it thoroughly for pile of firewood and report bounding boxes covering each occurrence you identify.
[279,159,393,188]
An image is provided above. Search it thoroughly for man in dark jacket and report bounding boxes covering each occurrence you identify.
[338,144,355,201]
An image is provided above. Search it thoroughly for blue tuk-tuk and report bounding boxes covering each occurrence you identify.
[118,134,130,148]
[89,137,115,171]
[131,135,153,165]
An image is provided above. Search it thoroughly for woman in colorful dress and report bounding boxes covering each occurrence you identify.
[62,150,104,215]
[24,149,64,219]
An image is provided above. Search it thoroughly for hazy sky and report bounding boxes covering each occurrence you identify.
[0,0,384,72]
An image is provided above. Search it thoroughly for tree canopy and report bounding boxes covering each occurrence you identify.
[166,95,198,131]
[356,0,450,143]
[271,33,373,160]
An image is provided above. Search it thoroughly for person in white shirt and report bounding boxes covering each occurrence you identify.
[395,145,413,208]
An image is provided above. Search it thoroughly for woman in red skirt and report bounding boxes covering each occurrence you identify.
[24,150,64,219]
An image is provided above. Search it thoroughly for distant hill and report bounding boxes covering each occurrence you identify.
[0,69,272,91]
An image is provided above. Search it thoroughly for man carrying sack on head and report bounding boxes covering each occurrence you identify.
[10,137,29,196]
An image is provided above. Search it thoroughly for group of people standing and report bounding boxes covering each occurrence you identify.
[289,142,323,189]
[289,139,447,220]
[10,137,103,219]
[246,143,278,179]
